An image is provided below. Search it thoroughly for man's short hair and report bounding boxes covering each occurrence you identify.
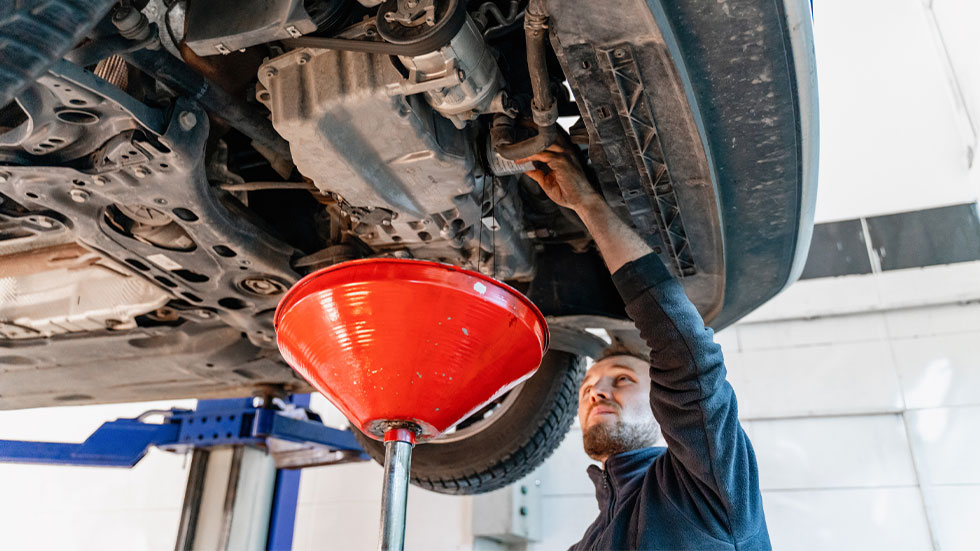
[597,336,649,364]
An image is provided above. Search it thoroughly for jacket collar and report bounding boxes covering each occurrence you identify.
[605,447,665,484]
[587,446,666,504]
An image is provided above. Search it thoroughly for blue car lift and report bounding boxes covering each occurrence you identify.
[0,395,366,550]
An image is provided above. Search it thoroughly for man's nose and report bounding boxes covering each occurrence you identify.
[588,381,612,401]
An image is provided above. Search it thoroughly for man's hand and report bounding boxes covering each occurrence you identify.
[520,141,652,273]
[519,143,602,212]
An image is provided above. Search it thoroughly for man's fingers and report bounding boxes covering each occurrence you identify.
[544,141,570,154]
[517,150,563,165]
[524,169,547,186]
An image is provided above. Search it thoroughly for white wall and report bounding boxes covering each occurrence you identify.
[728,300,980,551]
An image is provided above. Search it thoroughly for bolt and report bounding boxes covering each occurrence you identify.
[456,69,466,81]
[134,166,152,178]
[519,506,528,516]
[153,198,168,206]
[265,67,278,79]
[613,48,626,58]
[92,175,108,186]
[297,52,311,65]
[520,485,528,495]
[384,11,396,22]
[178,111,197,131]
[69,188,90,203]
[251,280,275,292]
[242,277,286,296]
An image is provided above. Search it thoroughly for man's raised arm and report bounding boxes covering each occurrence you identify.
[521,144,766,543]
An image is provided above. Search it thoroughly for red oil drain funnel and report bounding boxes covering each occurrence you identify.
[275,259,548,550]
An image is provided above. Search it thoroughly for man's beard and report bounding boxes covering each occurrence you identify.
[583,416,661,460]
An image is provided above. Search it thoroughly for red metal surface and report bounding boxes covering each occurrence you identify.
[275,259,549,441]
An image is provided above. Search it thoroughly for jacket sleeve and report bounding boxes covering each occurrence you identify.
[611,253,765,542]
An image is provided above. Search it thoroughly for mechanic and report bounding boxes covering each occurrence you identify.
[521,144,770,550]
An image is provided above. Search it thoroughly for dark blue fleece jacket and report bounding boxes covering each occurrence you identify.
[568,253,770,551]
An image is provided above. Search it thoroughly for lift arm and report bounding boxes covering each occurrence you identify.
[0,397,365,468]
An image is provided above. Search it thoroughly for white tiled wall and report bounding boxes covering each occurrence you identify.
[762,488,934,551]
[893,334,980,408]
[905,406,980,486]
[724,340,906,418]
[928,485,980,551]
[748,414,917,490]
[720,302,980,551]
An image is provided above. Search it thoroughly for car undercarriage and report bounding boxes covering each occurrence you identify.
[0,0,817,493]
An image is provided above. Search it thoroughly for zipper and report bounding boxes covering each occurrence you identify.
[592,470,617,551]
[604,470,616,523]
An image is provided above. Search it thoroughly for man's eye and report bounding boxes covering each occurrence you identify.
[616,376,631,384]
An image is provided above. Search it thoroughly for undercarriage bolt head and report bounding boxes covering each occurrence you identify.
[297,53,311,65]
[92,175,108,186]
[241,277,287,296]
[265,67,278,79]
[178,111,197,131]
[69,188,90,203]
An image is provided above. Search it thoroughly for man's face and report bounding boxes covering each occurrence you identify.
[577,355,660,462]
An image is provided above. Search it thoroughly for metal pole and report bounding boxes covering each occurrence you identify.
[378,428,416,551]
[175,449,210,551]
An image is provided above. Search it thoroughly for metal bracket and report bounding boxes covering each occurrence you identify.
[385,67,462,97]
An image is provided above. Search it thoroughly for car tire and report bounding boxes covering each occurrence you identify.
[0,0,116,108]
[352,349,586,495]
